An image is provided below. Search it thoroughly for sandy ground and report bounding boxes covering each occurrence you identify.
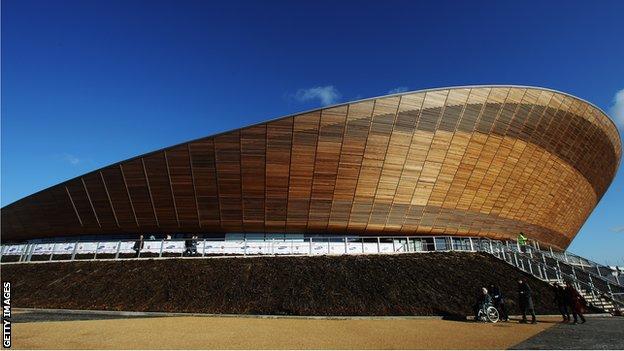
[11,316,559,350]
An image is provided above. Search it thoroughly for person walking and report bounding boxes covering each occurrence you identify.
[184,236,193,256]
[517,278,536,324]
[190,235,199,256]
[553,282,569,322]
[133,234,144,258]
[517,232,528,252]
[565,281,586,324]
[489,283,509,321]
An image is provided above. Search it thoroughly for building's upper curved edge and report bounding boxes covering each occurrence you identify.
[2,84,621,209]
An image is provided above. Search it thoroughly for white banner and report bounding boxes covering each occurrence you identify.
[2,240,399,256]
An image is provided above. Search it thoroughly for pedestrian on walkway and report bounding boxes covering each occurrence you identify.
[552,282,569,322]
[133,234,144,258]
[517,278,536,324]
[517,232,528,252]
[565,281,586,324]
[489,283,509,321]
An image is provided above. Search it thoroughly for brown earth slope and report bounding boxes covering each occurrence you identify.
[2,252,560,316]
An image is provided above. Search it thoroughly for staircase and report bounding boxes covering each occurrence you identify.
[483,240,624,315]
[579,289,616,313]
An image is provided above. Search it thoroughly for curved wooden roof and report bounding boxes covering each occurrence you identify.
[2,86,621,249]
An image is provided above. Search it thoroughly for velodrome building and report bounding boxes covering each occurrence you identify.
[1,86,621,250]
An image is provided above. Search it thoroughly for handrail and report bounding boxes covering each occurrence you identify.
[2,234,622,312]
[534,246,622,287]
[487,244,624,310]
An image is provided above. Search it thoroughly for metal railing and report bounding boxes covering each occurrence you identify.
[0,236,483,262]
[1,235,622,312]
[502,241,623,287]
[491,244,624,312]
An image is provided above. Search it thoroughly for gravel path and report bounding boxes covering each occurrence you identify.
[12,316,558,349]
[510,317,624,350]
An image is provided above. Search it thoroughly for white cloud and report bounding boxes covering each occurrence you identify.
[293,86,340,106]
[610,88,624,127]
[388,87,409,94]
[62,153,81,165]
[611,226,624,233]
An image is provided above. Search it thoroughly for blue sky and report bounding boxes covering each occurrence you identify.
[2,0,623,264]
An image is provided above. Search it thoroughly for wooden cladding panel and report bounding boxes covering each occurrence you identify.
[166,146,198,227]
[101,166,137,228]
[214,132,242,230]
[2,87,620,249]
[308,106,348,231]
[327,101,374,232]
[265,118,293,230]
[385,94,425,232]
[144,152,178,228]
[189,139,219,227]
[366,97,401,231]
[287,112,320,231]
[121,159,157,228]
[82,173,117,229]
[65,179,99,228]
[349,97,399,232]
[241,125,266,229]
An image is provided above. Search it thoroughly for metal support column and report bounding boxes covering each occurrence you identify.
[49,243,56,261]
[469,238,474,252]
[588,275,597,301]
[607,283,614,301]
[159,239,165,258]
[377,237,380,254]
[18,244,27,262]
[94,242,100,260]
[113,241,120,260]
[71,241,80,261]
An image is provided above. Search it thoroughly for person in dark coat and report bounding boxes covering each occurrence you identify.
[553,282,569,322]
[517,278,536,323]
[489,283,509,321]
[474,287,493,321]
[184,236,193,256]
[565,281,586,324]
[133,234,144,258]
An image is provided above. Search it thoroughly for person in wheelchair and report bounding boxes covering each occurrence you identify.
[473,287,493,321]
